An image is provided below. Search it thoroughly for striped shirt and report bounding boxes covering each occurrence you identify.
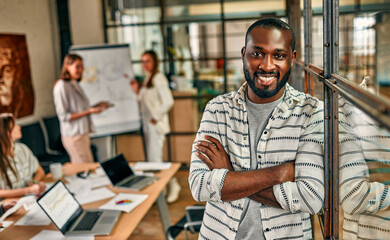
[189,83,324,240]
[0,143,39,190]
[339,99,390,239]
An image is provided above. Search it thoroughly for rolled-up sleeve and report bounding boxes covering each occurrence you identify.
[189,100,229,203]
[273,105,325,214]
[53,81,71,122]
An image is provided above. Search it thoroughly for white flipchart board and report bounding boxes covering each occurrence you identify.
[69,44,140,137]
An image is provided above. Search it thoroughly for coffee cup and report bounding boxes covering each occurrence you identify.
[50,163,62,179]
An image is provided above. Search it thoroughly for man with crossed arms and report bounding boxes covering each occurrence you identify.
[189,18,324,239]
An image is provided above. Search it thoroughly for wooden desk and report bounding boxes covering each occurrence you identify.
[0,163,180,240]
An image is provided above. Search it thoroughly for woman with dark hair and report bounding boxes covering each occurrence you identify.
[0,113,46,198]
[131,50,181,203]
[53,54,108,163]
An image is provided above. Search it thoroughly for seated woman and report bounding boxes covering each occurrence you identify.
[0,113,46,198]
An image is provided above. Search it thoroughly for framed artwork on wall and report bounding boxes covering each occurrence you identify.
[0,34,34,118]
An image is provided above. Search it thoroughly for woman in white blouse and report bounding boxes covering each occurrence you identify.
[0,113,46,198]
[131,50,181,203]
[53,54,109,163]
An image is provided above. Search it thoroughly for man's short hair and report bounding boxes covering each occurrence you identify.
[245,18,296,53]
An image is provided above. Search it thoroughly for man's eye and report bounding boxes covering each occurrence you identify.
[251,52,262,57]
[275,54,286,59]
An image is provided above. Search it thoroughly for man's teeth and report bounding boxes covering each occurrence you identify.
[258,76,275,82]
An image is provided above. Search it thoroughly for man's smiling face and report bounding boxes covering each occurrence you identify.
[242,26,296,103]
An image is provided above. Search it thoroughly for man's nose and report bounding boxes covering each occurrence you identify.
[259,55,276,72]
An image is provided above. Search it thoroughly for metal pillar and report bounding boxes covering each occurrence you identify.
[323,0,340,239]
[287,0,303,91]
[303,0,312,95]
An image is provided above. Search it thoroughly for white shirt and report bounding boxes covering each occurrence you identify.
[53,79,94,137]
[189,83,325,239]
[139,72,174,135]
[0,143,39,189]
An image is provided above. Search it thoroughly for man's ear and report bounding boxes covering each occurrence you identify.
[241,47,246,59]
[291,50,297,67]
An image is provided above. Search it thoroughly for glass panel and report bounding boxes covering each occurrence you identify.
[225,20,252,58]
[226,59,244,92]
[106,25,163,63]
[104,0,161,25]
[192,59,224,94]
[338,97,390,240]
[223,0,286,19]
[337,12,390,101]
[164,0,221,22]
[360,0,390,11]
[311,16,324,67]
[375,12,390,101]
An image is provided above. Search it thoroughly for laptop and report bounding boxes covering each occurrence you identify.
[37,180,121,236]
[100,154,157,191]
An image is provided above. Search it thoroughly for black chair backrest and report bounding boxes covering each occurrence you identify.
[42,116,65,152]
[20,122,46,157]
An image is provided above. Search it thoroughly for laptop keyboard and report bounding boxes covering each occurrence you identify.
[74,211,102,231]
[122,176,148,187]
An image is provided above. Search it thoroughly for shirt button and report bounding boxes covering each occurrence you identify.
[258,155,261,159]
[243,136,247,140]
[265,228,271,232]
[263,131,268,135]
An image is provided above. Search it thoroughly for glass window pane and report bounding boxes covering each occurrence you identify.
[225,20,252,58]
[338,97,390,240]
[226,59,244,92]
[223,0,286,19]
[106,25,163,62]
[104,0,161,25]
[164,0,221,22]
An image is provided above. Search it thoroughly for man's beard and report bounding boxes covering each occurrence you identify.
[244,66,291,99]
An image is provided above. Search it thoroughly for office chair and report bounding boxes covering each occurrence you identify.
[166,205,205,240]
[42,116,99,162]
[19,122,70,173]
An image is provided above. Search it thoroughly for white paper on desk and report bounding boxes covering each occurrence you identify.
[30,230,93,240]
[65,173,111,190]
[75,187,115,205]
[0,221,13,232]
[133,162,171,171]
[0,195,36,222]
[14,202,51,226]
[134,170,155,177]
[99,193,148,213]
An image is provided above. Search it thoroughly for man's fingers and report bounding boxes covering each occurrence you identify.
[197,140,218,155]
[196,145,216,159]
[196,151,213,170]
[205,135,225,152]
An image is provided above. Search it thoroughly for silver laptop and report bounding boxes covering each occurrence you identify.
[37,180,120,236]
[100,154,157,191]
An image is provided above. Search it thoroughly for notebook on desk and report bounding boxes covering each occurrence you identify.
[37,180,120,236]
[100,154,157,191]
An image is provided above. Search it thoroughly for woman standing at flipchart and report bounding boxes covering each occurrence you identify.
[131,50,181,203]
[53,54,108,163]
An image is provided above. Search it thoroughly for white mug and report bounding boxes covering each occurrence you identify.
[50,163,62,179]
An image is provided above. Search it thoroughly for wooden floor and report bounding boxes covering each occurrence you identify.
[131,169,199,240]
[130,169,324,240]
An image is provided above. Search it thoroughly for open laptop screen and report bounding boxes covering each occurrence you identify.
[37,181,82,233]
[100,154,134,185]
